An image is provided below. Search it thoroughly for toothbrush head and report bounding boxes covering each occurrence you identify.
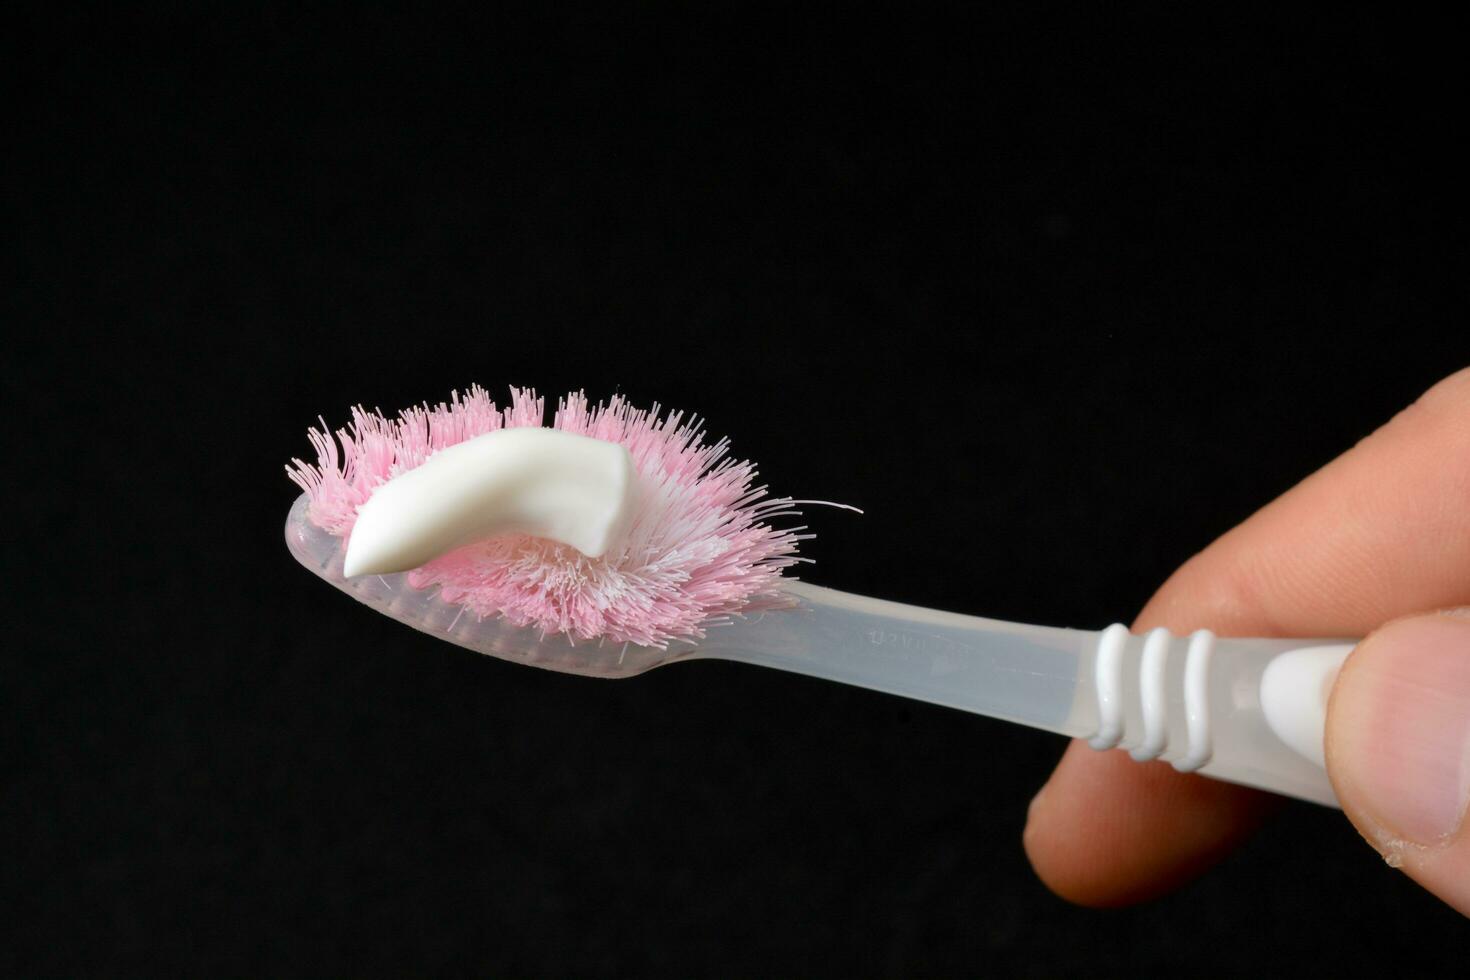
[285,386,812,661]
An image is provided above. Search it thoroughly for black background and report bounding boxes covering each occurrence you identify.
[10,5,1470,976]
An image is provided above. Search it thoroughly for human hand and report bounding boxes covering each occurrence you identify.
[1023,368,1470,915]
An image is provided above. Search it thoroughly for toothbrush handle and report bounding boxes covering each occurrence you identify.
[696,582,1101,737]
[1077,626,1353,807]
[701,583,1354,807]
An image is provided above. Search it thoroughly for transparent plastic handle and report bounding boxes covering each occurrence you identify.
[1069,626,1352,807]
[693,581,1096,735]
[699,583,1351,807]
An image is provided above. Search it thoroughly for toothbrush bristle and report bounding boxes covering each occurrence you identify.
[287,386,808,648]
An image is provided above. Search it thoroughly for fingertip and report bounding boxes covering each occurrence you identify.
[1325,612,1470,914]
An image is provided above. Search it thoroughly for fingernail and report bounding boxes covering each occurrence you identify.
[1327,612,1470,847]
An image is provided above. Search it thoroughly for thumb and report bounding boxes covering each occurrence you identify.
[1326,611,1470,915]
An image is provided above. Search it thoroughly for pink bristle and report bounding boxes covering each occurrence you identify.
[285,387,814,648]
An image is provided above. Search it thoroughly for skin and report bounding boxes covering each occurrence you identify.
[1023,366,1470,914]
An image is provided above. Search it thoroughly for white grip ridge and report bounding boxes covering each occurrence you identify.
[1087,624,1130,750]
[1087,625,1217,771]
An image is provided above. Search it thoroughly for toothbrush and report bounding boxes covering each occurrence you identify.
[286,387,1356,808]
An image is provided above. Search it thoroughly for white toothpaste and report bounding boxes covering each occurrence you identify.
[343,427,636,577]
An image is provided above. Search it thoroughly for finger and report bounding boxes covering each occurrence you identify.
[1025,366,1470,906]
[1327,611,1470,916]
[1023,740,1276,906]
